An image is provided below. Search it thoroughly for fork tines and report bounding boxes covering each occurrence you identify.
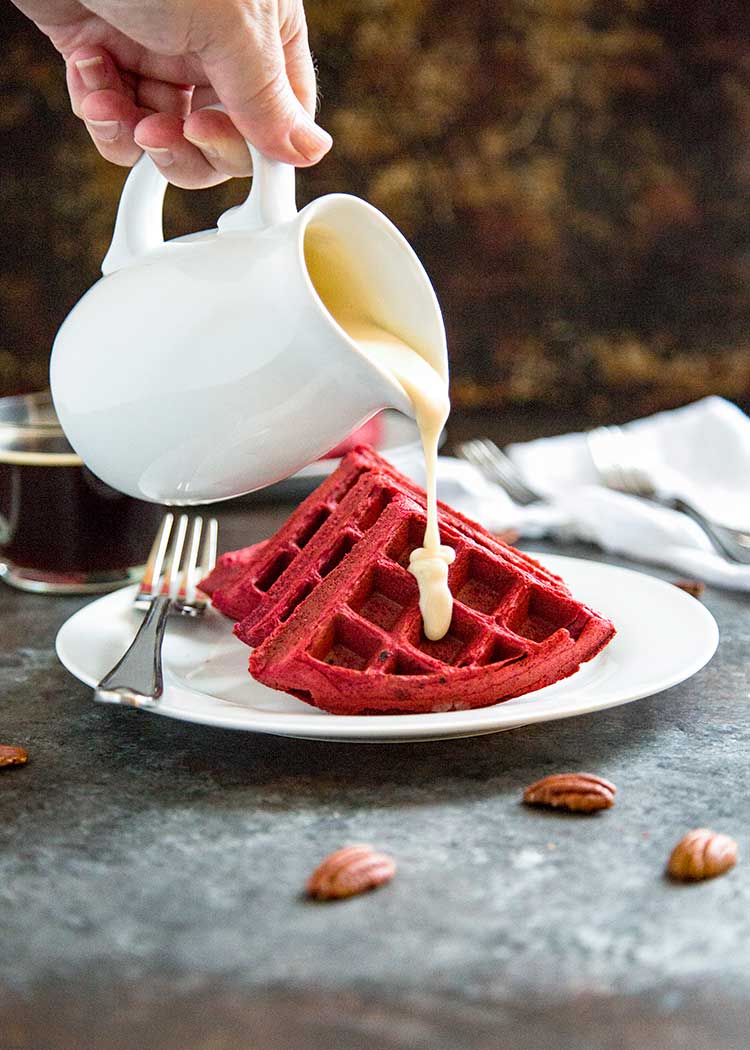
[459,438,541,506]
[136,512,218,612]
[586,426,656,497]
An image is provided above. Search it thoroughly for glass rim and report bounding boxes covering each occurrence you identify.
[0,391,61,430]
[0,391,77,459]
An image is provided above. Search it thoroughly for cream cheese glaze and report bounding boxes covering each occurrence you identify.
[305,228,454,640]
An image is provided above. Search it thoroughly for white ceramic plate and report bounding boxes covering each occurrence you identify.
[56,555,718,743]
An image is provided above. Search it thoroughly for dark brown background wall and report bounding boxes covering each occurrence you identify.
[2,0,750,420]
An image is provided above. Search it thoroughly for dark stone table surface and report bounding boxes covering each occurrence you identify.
[1,502,749,1050]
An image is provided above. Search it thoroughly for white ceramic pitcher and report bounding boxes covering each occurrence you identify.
[50,125,447,504]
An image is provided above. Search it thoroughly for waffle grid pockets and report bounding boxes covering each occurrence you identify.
[203,446,570,632]
[200,445,615,715]
[247,493,615,715]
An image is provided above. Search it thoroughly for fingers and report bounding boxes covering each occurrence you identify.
[66,47,132,116]
[65,3,332,181]
[66,46,222,186]
[199,10,332,167]
[183,109,252,177]
[133,113,229,189]
[79,93,144,167]
[67,46,240,186]
[66,47,143,165]
[283,22,317,118]
[136,78,194,119]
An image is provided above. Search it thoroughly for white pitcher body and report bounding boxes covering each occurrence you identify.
[50,133,447,504]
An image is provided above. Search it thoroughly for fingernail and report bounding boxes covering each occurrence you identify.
[87,119,120,141]
[289,111,332,161]
[183,134,219,159]
[75,56,108,91]
[142,146,174,168]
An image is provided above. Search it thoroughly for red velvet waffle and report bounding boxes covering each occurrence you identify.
[201,447,379,620]
[200,540,266,600]
[202,446,568,626]
[235,471,404,647]
[248,493,615,715]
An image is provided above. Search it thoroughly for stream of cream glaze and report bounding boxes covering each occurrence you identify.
[305,229,454,640]
[341,322,455,641]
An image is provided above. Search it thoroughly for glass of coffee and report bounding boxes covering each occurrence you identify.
[0,392,165,594]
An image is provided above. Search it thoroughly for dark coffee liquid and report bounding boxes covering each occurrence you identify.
[0,460,165,574]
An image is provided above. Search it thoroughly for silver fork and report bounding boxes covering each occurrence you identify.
[94,512,218,707]
[587,425,750,564]
[457,438,544,505]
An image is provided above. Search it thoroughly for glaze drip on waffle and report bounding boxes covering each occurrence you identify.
[203,446,567,624]
[201,446,615,715]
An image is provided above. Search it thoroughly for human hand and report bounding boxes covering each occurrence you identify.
[13,0,331,188]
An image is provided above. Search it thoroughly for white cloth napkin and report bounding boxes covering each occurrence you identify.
[387,397,750,591]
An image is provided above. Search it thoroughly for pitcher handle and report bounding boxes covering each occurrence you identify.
[101,104,297,275]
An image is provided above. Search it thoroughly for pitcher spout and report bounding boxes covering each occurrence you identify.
[298,193,448,418]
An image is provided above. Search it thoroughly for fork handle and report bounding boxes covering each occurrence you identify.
[652,495,750,564]
[94,595,171,707]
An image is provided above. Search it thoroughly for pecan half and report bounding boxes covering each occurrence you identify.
[0,745,28,769]
[306,844,396,900]
[674,579,705,599]
[523,772,616,813]
[667,828,738,881]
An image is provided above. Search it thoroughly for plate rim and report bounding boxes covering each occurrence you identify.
[55,554,719,742]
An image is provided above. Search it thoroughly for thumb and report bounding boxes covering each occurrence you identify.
[200,21,331,167]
